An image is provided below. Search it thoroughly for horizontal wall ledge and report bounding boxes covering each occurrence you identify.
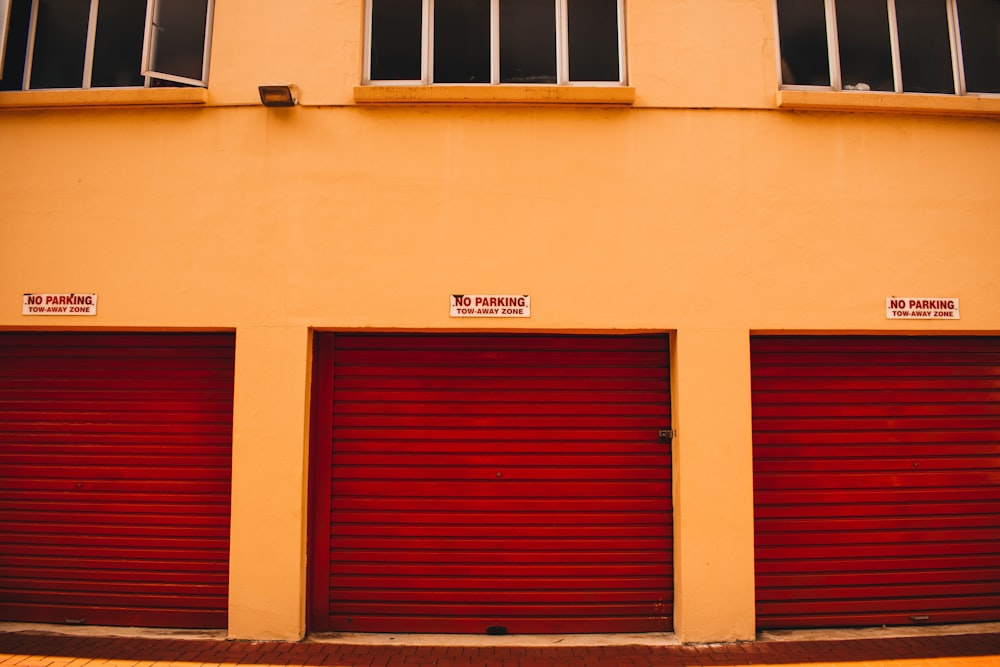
[777,89,1000,117]
[0,87,208,110]
[354,85,636,106]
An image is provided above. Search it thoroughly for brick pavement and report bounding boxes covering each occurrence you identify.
[1,629,998,667]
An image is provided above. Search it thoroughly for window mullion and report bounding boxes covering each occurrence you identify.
[826,0,842,90]
[22,0,38,89]
[0,0,11,78]
[200,0,213,85]
[362,0,373,83]
[490,0,498,84]
[557,0,567,84]
[424,0,431,83]
[617,0,626,83]
[947,0,966,95]
[886,0,902,92]
[139,0,154,81]
[82,0,98,88]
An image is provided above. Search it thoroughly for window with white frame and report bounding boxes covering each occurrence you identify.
[776,0,1000,94]
[0,0,213,91]
[365,0,626,85]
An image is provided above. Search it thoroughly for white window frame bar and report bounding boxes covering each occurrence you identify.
[81,0,99,88]
[886,0,903,93]
[557,0,569,83]
[421,0,430,82]
[616,0,627,84]
[361,0,373,83]
[771,0,785,86]
[825,0,842,90]
[21,0,38,90]
[489,0,499,83]
[140,0,153,83]
[367,0,625,85]
[947,0,967,95]
[140,0,213,87]
[0,0,11,77]
[201,0,214,85]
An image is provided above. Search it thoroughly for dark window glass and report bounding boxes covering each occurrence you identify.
[500,0,556,83]
[958,0,1000,92]
[370,0,422,80]
[896,0,955,93]
[836,0,895,91]
[0,0,31,90]
[567,0,619,81]
[147,0,208,82]
[776,0,830,86]
[434,0,489,82]
[30,0,90,89]
[92,0,146,87]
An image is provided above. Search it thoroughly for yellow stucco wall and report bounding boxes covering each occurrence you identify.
[1,0,998,643]
[4,106,996,331]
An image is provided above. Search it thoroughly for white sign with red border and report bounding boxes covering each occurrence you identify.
[23,293,98,316]
[451,294,530,318]
[886,297,960,320]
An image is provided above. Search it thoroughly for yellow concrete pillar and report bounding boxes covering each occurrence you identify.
[227,326,312,640]
[672,329,756,643]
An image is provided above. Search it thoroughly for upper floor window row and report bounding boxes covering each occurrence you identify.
[365,0,625,85]
[777,0,1000,95]
[0,0,213,91]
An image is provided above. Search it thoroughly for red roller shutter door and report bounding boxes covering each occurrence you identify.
[0,332,234,629]
[753,336,1000,629]
[310,333,673,634]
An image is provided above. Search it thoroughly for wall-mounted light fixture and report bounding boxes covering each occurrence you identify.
[258,85,297,107]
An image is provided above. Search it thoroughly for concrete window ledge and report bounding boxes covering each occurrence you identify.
[0,87,209,110]
[354,85,636,106]
[777,89,1000,117]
